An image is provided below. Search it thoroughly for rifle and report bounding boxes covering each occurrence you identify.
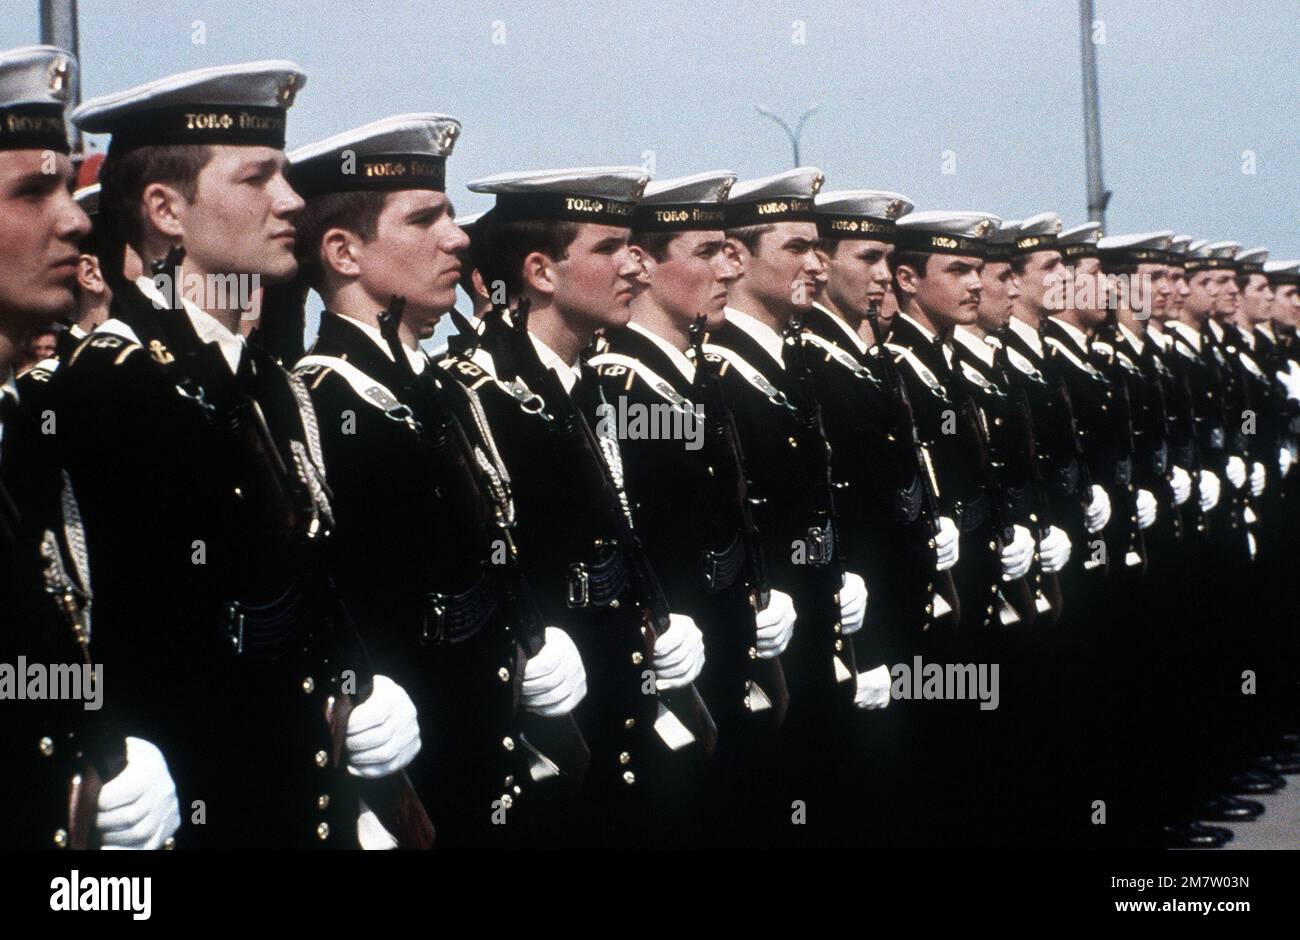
[780,310,859,696]
[1103,311,1148,573]
[958,377,1038,628]
[504,302,718,759]
[689,315,789,729]
[376,297,590,786]
[1001,350,1064,626]
[863,302,961,626]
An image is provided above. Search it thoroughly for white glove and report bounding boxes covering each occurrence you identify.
[521,626,588,717]
[754,588,796,659]
[1169,465,1192,506]
[839,571,868,636]
[1135,488,1157,530]
[653,612,705,691]
[1000,524,1035,580]
[1276,367,1300,402]
[346,674,421,779]
[934,515,959,571]
[1038,525,1072,575]
[1250,460,1266,497]
[1085,484,1111,534]
[1226,455,1247,490]
[1198,469,1221,512]
[853,664,892,710]
[96,737,181,850]
[1279,445,1295,479]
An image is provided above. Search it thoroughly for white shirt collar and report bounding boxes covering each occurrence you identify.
[1166,320,1201,350]
[1007,314,1044,355]
[812,302,868,354]
[529,332,579,393]
[952,325,996,366]
[1048,315,1091,352]
[343,315,426,374]
[135,275,246,374]
[627,321,695,381]
[1146,321,1169,350]
[1206,319,1225,342]
[1256,321,1276,342]
[1117,321,1144,354]
[1238,326,1256,350]
[724,306,785,367]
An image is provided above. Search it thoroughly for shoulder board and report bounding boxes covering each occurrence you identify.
[65,331,141,369]
[700,342,791,411]
[1043,334,1103,379]
[1004,345,1045,382]
[295,354,417,430]
[802,331,876,383]
[884,342,947,398]
[587,352,696,412]
[20,358,59,383]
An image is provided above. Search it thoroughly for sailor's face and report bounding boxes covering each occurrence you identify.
[1271,283,1299,327]
[0,149,89,328]
[1074,256,1108,328]
[739,221,824,318]
[180,145,303,286]
[645,229,737,331]
[1017,249,1063,316]
[1238,272,1272,324]
[1137,262,1170,319]
[552,223,640,330]
[1166,266,1189,316]
[358,190,468,337]
[826,238,893,318]
[1211,269,1238,316]
[912,253,983,327]
[1185,270,1217,322]
[977,260,1019,331]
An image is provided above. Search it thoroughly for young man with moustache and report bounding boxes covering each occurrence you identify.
[288,115,589,847]
[0,44,181,851]
[445,167,708,847]
[699,168,875,842]
[50,62,424,849]
[583,170,797,845]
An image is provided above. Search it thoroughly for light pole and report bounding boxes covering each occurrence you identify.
[755,102,820,168]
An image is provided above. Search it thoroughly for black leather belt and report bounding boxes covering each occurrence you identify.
[224,579,309,660]
[701,531,745,592]
[567,548,629,608]
[805,519,835,567]
[422,571,498,646]
[1151,440,1168,477]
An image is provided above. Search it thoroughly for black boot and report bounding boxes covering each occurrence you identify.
[1199,795,1265,821]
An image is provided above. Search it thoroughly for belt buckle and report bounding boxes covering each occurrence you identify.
[807,526,829,565]
[567,563,590,608]
[422,593,447,645]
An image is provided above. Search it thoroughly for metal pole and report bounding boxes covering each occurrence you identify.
[39,0,81,154]
[1079,0,1109,226]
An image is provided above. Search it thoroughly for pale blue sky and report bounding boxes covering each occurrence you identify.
[6,0,1297,251]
